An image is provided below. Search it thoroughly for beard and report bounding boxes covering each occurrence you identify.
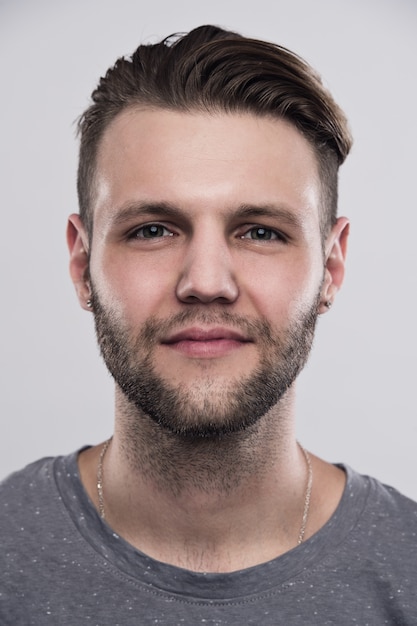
[91,289,320,439]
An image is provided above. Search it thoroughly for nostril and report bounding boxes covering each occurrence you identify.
[176,273,239,304]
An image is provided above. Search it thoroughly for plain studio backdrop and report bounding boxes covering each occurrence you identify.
[0,0,416,499]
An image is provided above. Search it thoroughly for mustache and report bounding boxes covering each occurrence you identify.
[138,309,277,347]
[91,283,320,358]
[91,289,277,350]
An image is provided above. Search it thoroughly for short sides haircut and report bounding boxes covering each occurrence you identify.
[77,25,352,239]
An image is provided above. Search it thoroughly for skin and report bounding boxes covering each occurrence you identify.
[67,109,349,573]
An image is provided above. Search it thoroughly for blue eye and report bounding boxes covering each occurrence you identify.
[252,227,272,240]
[133,224,173,239]
[242,227,280,241]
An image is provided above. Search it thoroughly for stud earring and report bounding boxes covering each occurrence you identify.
[86,299,93,309]
[325,301,332,309]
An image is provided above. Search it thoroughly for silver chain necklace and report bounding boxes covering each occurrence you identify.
[297,442,313,544]
[97,438,313,545]
[97,437,112,520]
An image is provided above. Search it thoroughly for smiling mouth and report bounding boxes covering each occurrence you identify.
[161,327,253,358]
[163,327,252,343]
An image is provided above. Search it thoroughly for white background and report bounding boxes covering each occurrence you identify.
[0,0,416,498]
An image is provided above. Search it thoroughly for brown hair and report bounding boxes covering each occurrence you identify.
[77,25,352,239]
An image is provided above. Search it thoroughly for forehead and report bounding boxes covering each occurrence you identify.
[93,108,321,226]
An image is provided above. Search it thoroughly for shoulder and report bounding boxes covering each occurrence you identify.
[0,456,57,506]
[0,456,63,535]
[352,467,417,524]
[0,451,85,537]
[0,457,61,575]
[340,466,417,567]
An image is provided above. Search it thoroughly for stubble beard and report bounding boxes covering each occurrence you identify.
[91,288,321,442]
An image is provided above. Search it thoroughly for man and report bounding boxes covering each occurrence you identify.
[1,24,416,624]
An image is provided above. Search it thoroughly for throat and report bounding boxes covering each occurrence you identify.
[89,391,318,572]
[124,421,273,497]
[114,383,296,497]
[94,434,313,573]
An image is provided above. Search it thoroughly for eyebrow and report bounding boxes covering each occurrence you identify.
[232,204,303,229]
[110,201,182,226]
[109,200,303,230]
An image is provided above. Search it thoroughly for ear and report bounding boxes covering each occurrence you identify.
[67,214,92,312]
[319,217,349,314]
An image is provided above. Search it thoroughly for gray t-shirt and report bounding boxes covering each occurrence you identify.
[1,450,417,625]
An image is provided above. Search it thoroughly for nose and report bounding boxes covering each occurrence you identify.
[176,232,239,304]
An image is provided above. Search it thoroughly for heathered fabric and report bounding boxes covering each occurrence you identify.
[1,450,417,625]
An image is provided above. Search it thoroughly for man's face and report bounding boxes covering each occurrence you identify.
[83,109,337,436]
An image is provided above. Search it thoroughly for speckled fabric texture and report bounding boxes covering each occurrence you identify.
[1,450,417,625]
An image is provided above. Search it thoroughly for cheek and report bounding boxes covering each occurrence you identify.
[242,257,323,321]
[90,252,176,319]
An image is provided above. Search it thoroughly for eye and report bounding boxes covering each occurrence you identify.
[130,224,173,239]
[241,227,285,241]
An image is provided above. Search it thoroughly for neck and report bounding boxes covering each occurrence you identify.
[87,388,318,571]
[113,386,297,496]
[78,388,346,572]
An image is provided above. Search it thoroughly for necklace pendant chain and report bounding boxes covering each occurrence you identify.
[97,437,112,520]
[297,442,313,545]
[96,438,313,546]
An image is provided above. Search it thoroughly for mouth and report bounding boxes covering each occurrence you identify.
[161,327,253,358]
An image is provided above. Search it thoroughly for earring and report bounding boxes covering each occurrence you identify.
[86,299,93,309]
[325,301,332,309]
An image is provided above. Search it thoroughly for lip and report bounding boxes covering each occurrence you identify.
[161,326,252,358]
[162,326,252,344]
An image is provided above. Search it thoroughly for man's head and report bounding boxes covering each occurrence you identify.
[68,27,350,441]
[77,25,352,241]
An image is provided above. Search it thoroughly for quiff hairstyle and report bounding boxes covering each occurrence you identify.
[77,25,352,239]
